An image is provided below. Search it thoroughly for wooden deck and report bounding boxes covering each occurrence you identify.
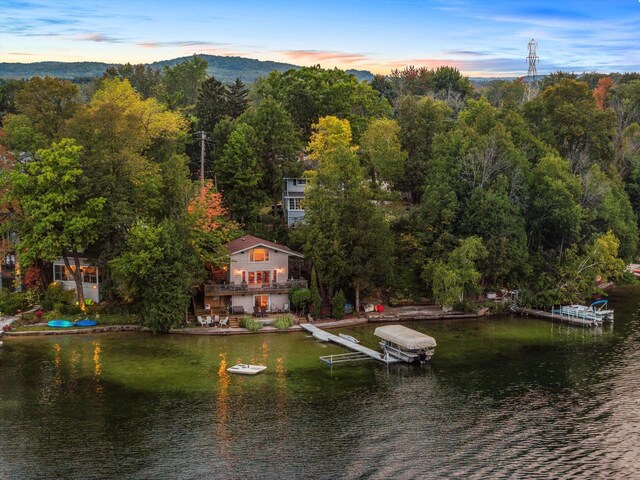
[300,323,399,364]
[514,307,600,327]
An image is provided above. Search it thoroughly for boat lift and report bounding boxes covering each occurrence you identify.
[301,323,398,365]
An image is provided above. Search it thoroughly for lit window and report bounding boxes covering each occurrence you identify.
[254,295,269,309]
[250,248,269,262]
[82,267,98,284]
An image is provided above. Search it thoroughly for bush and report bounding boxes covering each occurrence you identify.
[0,289,28,315]
[290,288,311,313]
[42,282,75,311]
[239,316,262,332]
[332,290,346,320]
[272,315,294,329]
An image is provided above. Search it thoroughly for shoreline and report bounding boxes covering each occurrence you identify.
[2,307,490,338]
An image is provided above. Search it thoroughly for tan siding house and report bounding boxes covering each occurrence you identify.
[204,235,306,315]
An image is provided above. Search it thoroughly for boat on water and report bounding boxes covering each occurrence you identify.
[554,300,614,324]
[227,364,267,375]
[374,325,436,364]
[338,333,359,343]
[47,320,74,328]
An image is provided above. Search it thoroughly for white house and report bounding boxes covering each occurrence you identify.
[204,235,306,315]
[282,177,306,227]
[52,257,102,303]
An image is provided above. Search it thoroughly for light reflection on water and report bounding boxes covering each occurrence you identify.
[0,288,639,479]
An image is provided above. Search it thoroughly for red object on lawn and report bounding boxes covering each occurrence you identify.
[35,310,43,317]
[376,304,384,313]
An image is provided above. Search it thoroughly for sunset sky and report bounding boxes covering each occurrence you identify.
[1,0,639,76]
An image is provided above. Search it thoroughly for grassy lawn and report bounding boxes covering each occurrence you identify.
[12,313,141,332]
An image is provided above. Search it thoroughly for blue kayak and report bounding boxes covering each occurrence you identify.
[48,320,74,328]
[74,319,97,327]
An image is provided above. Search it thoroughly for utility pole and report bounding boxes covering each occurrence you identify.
[196,130,207,185]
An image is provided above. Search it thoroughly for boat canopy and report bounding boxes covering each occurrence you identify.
[590,300,608,307]
[374,325,437,350]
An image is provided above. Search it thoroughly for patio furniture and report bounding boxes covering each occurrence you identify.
[214,315,220,326]
[260,306,267,317]
[284,303,289,312]
[232,306,244,315]
[219,316,229,327]
[205,315,212,327]
[197,316,208,327]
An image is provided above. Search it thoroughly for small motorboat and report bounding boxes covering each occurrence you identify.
[227,364,267,375]
[48,320,74,328]
[74,319,97,327]
[338,333,360,343]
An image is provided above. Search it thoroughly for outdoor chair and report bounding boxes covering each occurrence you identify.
[197,316,207,327]
[219,316,229,327]
[253,306,259,317]
[205,315,212,327]
[214,315,220,326]
[260,306,267,317]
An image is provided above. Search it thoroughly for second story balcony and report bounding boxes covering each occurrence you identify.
[204,279,308,296]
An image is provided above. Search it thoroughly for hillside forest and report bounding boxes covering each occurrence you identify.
[1,56,639,331]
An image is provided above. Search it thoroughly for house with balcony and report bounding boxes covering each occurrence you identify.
[52,257,102,303]
[283,177,307,227]
[204,235,306,315]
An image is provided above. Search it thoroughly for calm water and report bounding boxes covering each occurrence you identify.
[1,288,640,479]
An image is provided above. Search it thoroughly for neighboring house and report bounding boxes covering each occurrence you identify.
[204,235,306,315]
[283,177,306,227]
[52,258,102,303]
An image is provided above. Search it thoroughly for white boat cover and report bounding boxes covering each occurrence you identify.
[374,325,436,350]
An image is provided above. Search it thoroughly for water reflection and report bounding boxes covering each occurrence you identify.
[215,352,231,466]
[92,340,103,396]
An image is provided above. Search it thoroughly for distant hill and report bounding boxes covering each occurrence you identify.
[0,54,375,83]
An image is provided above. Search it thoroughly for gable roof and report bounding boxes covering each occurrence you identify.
[224,235,303,258]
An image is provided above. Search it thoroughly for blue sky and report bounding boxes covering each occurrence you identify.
[1,0,639,76]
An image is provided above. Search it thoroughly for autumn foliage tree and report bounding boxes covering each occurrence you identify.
[593,77,614,111]
[187,180,239,272]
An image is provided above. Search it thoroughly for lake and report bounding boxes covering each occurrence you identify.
[1,287,639,479]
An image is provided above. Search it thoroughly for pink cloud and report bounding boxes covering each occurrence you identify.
[280,50,370,65]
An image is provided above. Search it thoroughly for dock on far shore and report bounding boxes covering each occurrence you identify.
[514,307,603,328]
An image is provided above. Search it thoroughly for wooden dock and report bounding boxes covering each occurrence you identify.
[514,307,599,328]
[300,323,399,364]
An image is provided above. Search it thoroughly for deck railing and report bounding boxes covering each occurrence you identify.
[204,279,308,296]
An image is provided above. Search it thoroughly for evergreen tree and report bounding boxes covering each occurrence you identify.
[226,78,249,118]
[310,267,322,319]
[195,76,228,133]
[216,123,263,224]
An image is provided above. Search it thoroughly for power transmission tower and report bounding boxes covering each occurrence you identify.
[524,38,540,102]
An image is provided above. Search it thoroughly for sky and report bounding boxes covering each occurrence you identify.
[1,0,639,77]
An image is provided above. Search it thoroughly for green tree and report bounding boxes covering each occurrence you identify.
[1,114,48,154]
[14,76,80,141]
[160,55,209,109]
[396,95,451,202]
[110,219,200,332]
[9,139,106,308]
[102,63,161,98]
[245,97,301,216]
[195,76,228,133]
[310,267,322,319]
[332,289,346,320]
[216,123,263,224]
[302,116,392,314]
[257,66,392,140]
[424,236,488,310]
[226,78,249,118]
[359,118,407,187]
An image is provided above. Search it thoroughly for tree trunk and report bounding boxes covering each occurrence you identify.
[63,253,85,310]
[355,281,361,318]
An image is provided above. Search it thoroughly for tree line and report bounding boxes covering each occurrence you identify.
[1,56,639,330]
